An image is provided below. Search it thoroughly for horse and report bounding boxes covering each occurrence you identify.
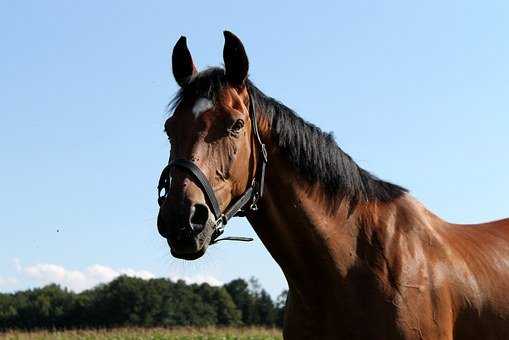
[156,31,509,339]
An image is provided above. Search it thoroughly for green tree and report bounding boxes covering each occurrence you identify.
[275,290,288,327]
[196,283,241,325]
[224,278,256,325]
[254,290,277,326]
[0,276,285,330]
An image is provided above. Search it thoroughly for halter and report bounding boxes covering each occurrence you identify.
[157,90,268,244]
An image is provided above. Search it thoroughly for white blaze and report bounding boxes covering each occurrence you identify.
[192,97,213,117]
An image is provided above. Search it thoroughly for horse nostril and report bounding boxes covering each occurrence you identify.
[190,203,209,233]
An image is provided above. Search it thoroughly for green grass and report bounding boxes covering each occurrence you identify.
[0,327,282,340]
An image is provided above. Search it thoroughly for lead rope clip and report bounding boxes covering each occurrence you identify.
[250,194,259,211]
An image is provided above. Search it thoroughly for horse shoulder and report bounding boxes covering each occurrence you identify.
[358,195,456,339]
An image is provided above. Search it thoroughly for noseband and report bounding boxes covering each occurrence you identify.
[157,90,268,244]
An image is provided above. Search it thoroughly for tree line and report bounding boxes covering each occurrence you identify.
[0,276,287,330]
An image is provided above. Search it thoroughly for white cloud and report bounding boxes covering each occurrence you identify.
[169,274,223,286]
[0,276,18,287]
[10,259,222,292]
[16,261,156,292]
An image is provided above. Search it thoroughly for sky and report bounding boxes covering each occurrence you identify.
[0,1,508,297]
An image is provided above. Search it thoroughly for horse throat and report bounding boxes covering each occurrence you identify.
[247,148,364,296]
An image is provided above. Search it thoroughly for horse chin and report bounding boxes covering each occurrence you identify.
[169,224,214,260]
[170,246,207,260]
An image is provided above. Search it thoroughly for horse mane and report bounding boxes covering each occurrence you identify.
[170,67,408,205]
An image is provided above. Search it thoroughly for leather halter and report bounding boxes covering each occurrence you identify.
[157,90,267,244]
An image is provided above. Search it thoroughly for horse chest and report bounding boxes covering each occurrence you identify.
[284,281,410,340]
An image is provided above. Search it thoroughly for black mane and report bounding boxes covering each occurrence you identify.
[170,68,407,205]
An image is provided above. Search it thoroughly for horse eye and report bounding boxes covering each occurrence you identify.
[231,119,245,131]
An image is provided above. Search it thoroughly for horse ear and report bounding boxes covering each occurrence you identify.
[223,31,249,87]
[172,36,197,87]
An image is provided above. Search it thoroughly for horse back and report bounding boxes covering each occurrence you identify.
[443,218,509,339]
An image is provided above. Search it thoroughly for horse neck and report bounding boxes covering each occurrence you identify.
[245,104,420,303]
[247,145,369,296]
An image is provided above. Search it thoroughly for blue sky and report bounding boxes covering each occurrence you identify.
[1,1,508,297]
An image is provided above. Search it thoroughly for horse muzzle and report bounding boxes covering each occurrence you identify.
[157,201,215,260]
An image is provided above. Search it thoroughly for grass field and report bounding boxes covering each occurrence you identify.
[0,327,283,340]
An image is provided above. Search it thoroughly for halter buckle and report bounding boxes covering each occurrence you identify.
[250,193,259,211]
[215,214,227,229]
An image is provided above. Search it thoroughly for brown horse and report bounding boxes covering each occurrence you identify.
[156,31,509,339]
